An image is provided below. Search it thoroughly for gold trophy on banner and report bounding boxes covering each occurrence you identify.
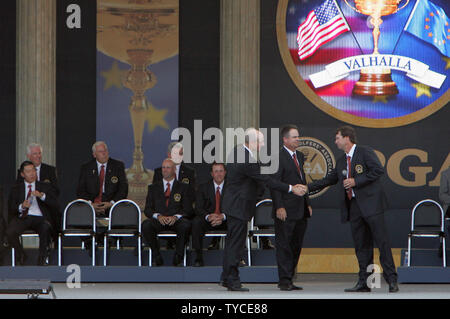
[97,0,179,209]
[344,0,409,96]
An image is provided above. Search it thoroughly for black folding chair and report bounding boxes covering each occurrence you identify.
[247,199,274,266]
[407,199,446,267]
[103,199,142,266]
[58,199,96,266]
[11,231,40,267]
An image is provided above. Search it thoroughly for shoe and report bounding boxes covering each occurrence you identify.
[173,254,184,267]
[262,239,275,250]
[219,281,228,288]
[227,285,250,292]
[291,284,303,290]
[37,255,50,266]
[278,283,293,291]
[389,281,399,293]
[207,238,220,250]
[344,282,371,292]
[152,254,164,267]
[193,259,204,267]
[239,259,246,267]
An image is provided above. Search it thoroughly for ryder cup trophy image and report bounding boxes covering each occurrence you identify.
[344,0,409,96]
[97,0,179,208]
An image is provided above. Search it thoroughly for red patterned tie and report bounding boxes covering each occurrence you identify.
[94,165,105,203]
[292,153,303,180]
[214,186,221,215]
[346,156,353,200]
[165,182,171,207]
[22,184,32,218]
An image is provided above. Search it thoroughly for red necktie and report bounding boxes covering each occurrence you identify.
[94,165,105,203]
[214,186,221,215]
[22,184,32,218]
[292,153,303,180]
[165,182,171,207]
[346,156,353,200]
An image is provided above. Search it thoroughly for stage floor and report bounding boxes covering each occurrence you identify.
[1,274,449,299]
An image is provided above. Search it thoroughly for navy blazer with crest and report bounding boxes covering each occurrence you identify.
[308,144,387,223]
[76,158,128,202]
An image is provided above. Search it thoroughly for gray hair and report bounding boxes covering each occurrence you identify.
[92,141,108,153]
[27,143,43,155]
[244,128,259,145]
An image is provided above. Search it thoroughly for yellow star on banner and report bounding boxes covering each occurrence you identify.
[101,61,125,90]
[372,96,388,103]
[146,104,169,132]
[411,83,432,98]
[442,56,450,70]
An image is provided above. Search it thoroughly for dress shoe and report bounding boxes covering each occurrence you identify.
[262,239,275,250]
[37,255,50,266]
[219,281,228,288]
[173,254,184,267]
[344,282,371,292]
[239,259,246,267]
[152,254,164,266]
[389,281,399,293]
[227,285,250,292]
[290,284,303,290]
[193,259,204,267]
[278,283,293,291]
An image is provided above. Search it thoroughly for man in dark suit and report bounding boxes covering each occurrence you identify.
[192,162,227,267]
[76,141,128,215]
[307,126,398,293]
[16,143,59,196]
[220,128,307,291]
[153,142,196,250]
[142,158,193,266]
[271,125,312,291]
[7,161,60,265]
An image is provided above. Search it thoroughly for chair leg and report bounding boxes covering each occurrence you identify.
[92,236,96,266]
[138,236,142,267]
[148,247,152,267]
[443,237,447,267]
[247,236,252,267]
[11,248,15,267]
[58,235,62,267]
[103,235,107,267]
[407,235,412,267]
[183,245,187,267]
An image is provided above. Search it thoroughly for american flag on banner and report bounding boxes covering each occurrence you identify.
[297,0,350,60]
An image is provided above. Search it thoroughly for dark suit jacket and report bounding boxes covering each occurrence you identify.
[144,180,193,219]
[16,163,59,196]
[308,145,387,223]
[222,145,290,222]
[271,147,310,220]
[76,158,128,202]
[195,180,226,219]
[8,182,60,230]
[153,162,196,200]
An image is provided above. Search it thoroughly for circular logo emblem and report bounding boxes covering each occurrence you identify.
[174,193,181,202]
[111,176,118,184]
[276,0,449,128]
[355,164,364,174]
[181,178,190,184]
[297,137,336,198]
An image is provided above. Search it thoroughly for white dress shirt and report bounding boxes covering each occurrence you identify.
[345,144,357,198]
[19,181,46,217]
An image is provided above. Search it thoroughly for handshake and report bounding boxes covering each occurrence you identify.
[291,184,308,196]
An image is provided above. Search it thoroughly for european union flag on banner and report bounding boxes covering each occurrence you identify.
[404,0,450,57]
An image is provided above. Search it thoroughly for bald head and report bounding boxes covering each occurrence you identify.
[161,158,176,181]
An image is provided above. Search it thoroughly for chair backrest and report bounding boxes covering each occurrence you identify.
[252,199,274,229]
[63,199,96,231]
[108,199,141,231]
[411,199,444,231]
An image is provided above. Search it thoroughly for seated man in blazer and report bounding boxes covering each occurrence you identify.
[142,158,193,266]
[7,161,60,265]
[192,162,227,267]
[76,141,128,215]
[16,143,59,195]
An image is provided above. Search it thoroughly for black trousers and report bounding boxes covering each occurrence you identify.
[142,217,191,258]
[274,217,307,285]
[221,216,247,288]
[349,199,397,283]
[7,216,53,256]
[191,215,227,255]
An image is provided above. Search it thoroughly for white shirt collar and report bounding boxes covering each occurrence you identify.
[214,181,224,192]
[243,145,255,159]
[163,178,175,188]
[24,181,35,189]
[96,160,107,171]
[283,145,296,157]
[346,144,357,158]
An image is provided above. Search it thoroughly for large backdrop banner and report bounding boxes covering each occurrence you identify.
[96,0,179,208]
